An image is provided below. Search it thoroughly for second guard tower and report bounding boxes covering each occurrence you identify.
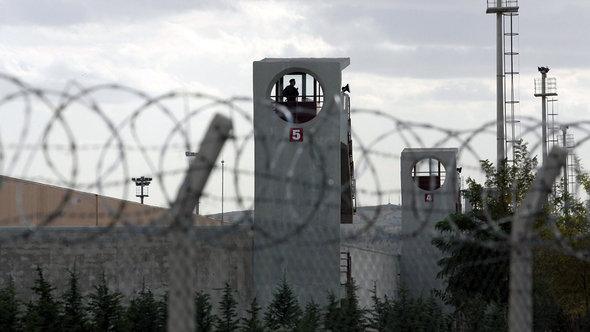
[253,58,354,306]
[400,148,459,298]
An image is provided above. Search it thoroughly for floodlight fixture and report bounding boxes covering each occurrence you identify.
[131,176,152,204]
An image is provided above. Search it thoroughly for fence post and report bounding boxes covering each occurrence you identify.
[508,146,566,332]
[167,114,232,332]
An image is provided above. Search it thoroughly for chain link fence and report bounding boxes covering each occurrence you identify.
[0,73,589,331]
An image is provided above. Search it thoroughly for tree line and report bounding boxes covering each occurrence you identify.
[0,266,486,332]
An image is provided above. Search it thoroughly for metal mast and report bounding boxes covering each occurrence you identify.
[534,70,579,199]
[534,67,557,165]
[504,7,520,164]
[487,0,519,168]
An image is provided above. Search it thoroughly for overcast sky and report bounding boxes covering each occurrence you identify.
[1,0,589,213]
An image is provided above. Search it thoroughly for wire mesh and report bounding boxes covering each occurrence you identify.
[0,73,589,331]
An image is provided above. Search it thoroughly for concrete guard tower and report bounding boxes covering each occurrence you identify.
[253,58,351,306]
[400,148,459,298]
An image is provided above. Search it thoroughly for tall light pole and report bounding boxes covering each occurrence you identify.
[131,176,152,204]
[534,66,557,165]
[185,151,200,215]
[540,67,549,164]
[486,1,519,169]
[221,159,224,224]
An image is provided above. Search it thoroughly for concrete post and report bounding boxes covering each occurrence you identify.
[167,114,232,332]
[508,147,566,332]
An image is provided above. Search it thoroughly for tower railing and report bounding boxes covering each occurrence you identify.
[487,0,518,9]
[534,77,557,96]
[546,98,559,150]
[559,132,578,196]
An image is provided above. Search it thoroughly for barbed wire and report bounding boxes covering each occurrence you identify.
[1,74,590,331]
[1,74,589,250]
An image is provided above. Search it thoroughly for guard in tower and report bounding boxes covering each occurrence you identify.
[282,78,299,103]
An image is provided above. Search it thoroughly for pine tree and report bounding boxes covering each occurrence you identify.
[155,293,167,332]
[264,276,301,331]
[216,282,239,332]
[385,288,447,331]
[22,266,62,332]
[338,279,366,332]
[241,297,265,332]
[294,300,322,332]
[126,282,161,332]
[368,283,393,331]
[0,276,21,331]
[391,287,412,331]
[195,290,215,332]
[61,269,88,332]
[323,291,340,332]
[87,272,124,332]
[422,293,444,331]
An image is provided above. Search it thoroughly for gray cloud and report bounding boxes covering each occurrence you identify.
[293,0,590,78]
[0,0,235,26]
[341,44,494,79]
[1,0,588,83]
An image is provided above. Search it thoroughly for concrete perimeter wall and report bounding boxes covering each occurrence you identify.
[342,244,400,309]
[0,175,222,227]
[0,226,253,314]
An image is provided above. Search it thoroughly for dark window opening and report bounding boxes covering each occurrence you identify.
[412,157,446,191]
[270,72,324,123]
